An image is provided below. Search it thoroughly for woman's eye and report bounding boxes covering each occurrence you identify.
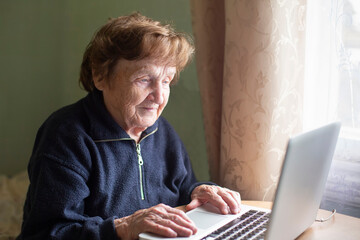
[138,78,150,84]
[163,78,172,85]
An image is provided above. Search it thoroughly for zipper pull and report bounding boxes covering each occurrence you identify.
[136,143,145,200]
[136,144,143,165]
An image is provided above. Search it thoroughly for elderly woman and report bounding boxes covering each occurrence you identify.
[18,13,241,240]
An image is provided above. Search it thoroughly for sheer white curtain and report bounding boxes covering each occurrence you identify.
[304,0,360,217]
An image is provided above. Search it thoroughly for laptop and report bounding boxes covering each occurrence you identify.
[139,122,341,240]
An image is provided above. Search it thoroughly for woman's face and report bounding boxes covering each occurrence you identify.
[94,58,176,134]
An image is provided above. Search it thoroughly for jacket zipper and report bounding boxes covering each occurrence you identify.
[94,128,158,201]
[135,128,158,201]
[136,143,145,200]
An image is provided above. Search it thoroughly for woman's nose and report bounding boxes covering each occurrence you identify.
[148,82,164,104]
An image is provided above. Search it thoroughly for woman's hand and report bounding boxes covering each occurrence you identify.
[186,185,241,215]
[114,203,197,240]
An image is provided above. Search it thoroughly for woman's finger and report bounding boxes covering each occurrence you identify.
[185,198,203,212]
[159,204,197,227]
[217,188,241,214]
[150,216,195,237]
[144,204,198,236]
[205,193,230,214]
[190,185,242,214]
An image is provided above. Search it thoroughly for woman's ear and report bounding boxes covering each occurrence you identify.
[92,71,106,91]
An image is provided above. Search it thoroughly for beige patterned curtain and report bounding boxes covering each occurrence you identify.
[191,0,306,200]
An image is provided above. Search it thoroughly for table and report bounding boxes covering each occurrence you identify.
[242,200,360,239]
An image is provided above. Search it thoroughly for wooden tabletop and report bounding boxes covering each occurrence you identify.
[242,200,360,240]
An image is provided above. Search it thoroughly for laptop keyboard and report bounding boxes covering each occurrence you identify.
[200,210,270,240]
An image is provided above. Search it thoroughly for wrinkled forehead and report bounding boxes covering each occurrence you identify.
[113,57,177,79]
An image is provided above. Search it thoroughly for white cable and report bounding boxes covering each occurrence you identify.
[315,209,336,222]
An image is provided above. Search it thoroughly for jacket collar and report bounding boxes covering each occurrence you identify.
[83,90,158,142]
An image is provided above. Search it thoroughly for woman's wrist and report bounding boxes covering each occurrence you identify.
[114,216,131,240]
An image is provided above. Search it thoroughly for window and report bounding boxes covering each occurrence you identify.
[304,0,360,217]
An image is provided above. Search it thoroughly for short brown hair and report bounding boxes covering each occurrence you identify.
[79,12,195,92]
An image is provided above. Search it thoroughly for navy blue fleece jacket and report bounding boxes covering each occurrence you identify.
[18,90,204,240]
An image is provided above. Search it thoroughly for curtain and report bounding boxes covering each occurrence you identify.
[191,0,306,200]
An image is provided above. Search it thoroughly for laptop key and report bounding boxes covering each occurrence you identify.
[200,211,270,240]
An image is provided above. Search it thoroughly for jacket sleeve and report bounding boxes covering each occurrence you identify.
[18,153,118,240]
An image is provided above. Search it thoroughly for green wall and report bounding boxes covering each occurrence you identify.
[0,0,209,181]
